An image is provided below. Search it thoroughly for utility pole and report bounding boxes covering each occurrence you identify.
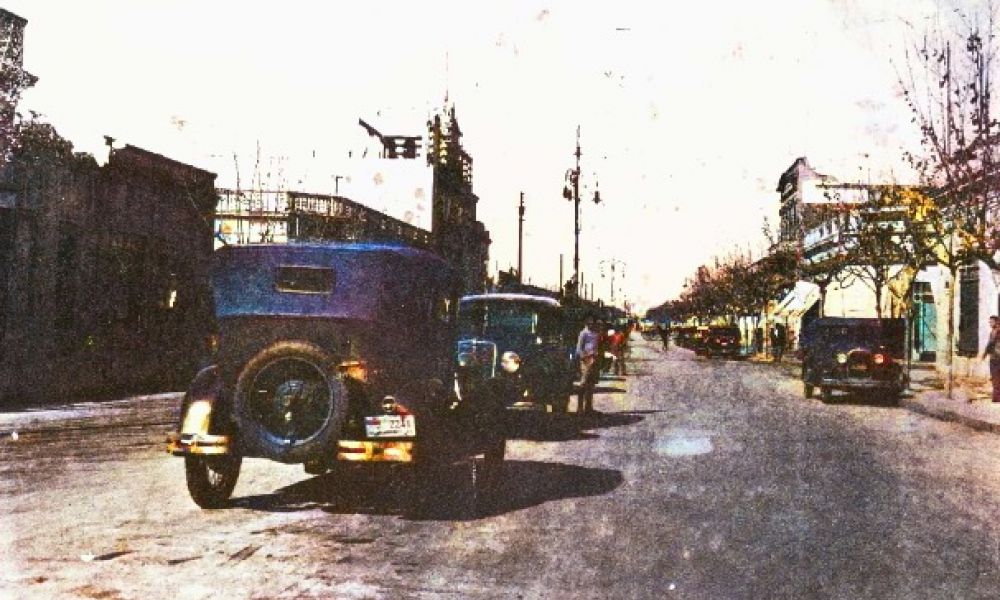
[600,258,626,304]
[517,191,525,284]
[559,254,564,295]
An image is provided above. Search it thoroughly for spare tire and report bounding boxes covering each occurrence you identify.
[233,341,347,463]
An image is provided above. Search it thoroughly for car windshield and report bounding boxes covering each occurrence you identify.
[817,325,885,347]
[711,328,740,337]
[458,301,560,338]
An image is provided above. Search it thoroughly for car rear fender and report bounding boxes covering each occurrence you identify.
[178,365,225,436]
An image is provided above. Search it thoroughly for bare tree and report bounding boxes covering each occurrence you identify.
[897,4,1000,397]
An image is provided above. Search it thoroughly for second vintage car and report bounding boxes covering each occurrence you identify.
[702,325,742,359]
[455,293,576,415]
[800,317,908,403]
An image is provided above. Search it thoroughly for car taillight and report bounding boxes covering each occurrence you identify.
[381,396,411,415]
[873,353,885,365]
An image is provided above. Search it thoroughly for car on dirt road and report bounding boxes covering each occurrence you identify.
[455,293,575,415]
[702,325,742,359]
[167,242,506,515]
[799,317,908,404]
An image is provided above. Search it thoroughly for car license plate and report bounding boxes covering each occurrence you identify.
[364,415,416,438]
[850,364,868,372]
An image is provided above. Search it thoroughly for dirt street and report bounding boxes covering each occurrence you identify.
[4,340,1000,599]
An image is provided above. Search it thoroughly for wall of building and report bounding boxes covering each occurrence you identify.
[0,134,217,403]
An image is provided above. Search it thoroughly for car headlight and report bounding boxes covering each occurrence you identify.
[501,351,521,373]
[181,400,212,434]
[836,352,848,364]
[456,352,474,368]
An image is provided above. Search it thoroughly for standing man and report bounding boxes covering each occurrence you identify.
[770,323,786,363]
[576,315,599,415]
[981,315,1000,403]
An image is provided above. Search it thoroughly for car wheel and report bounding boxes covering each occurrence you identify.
[185,454,242,509]
[551,392,571,414]
[821,386,833,403]
[233,341,348,463]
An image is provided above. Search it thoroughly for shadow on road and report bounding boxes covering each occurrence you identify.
[593,385,625,394]
[819,391,903,408]
[505,410,645,441]
[230,459,623,522]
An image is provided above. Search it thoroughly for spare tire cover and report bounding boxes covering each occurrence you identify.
[233,341,347,463]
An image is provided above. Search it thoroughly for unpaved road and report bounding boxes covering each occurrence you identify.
[4,340,1000,599]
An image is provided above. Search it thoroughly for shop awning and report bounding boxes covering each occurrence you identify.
[773,281,820,319]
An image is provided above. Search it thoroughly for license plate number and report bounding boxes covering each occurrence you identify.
[365,415,416,438]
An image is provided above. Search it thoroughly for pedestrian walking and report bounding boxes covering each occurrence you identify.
[610,328,627,376]
[981,315,1000,403]
[576,315,600,415]
[753,327,763,355]
[656,322,670,350]
[770,323,786,363]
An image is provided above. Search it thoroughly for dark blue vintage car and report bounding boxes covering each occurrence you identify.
[168,242,505,513]
[455,293,575,415]
[800,317,908,403]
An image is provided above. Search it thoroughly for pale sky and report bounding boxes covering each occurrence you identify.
[4,0,968,311]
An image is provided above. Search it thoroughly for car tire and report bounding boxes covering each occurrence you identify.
[551,392,571,414]
[185,454,242,509]
[821,386,833,403]
[233,341,348,463]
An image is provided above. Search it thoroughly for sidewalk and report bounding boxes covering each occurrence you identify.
[748,350,1000,434]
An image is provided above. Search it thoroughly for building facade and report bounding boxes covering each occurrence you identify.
[0,134,218,403]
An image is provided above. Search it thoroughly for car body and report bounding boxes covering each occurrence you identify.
[702,326,742,358]
[455,293,575,414]
[800,317,908,403]
[690,326,711,355]
[167,242,505,511]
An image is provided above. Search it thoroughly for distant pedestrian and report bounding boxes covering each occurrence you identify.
[981,315,1000,403]
[753,328,763,355]
[610,328,627,375]
[576,316,600,415]
[656,323,670,350]
[770,323,786,362]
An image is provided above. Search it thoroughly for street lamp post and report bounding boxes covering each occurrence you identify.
[563,125,601,298]
[517,191,525,284]
[600,259,626,303]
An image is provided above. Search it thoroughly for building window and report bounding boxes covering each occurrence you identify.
[958,265,979,356]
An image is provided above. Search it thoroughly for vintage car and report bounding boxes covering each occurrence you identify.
[455,293,575,415]
[167,242,506,512]
[800,317,908,403]
[702,325,742,359]
[690,326,712,356]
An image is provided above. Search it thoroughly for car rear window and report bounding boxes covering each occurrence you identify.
[274,266,335,294]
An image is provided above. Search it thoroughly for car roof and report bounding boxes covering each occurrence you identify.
[459,293,562,308]
[217,241,444,262]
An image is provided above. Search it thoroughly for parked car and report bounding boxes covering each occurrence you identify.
[167,242,506,512]
[690,326,711,356]
[702,326,742,359]
[455,293,575,414]
[800,317,908,403]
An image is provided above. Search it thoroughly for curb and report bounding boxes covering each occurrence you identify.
[899,396,1000,434]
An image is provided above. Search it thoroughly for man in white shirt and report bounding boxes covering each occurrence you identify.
[576,316,599,415]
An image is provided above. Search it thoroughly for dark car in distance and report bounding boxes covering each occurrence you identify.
[455,294,575,415]
[800,317,908,403]
[702,326,742,359]
[167,242,506,513]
